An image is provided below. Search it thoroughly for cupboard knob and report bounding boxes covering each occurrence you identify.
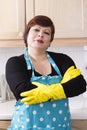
[18,32,23,37]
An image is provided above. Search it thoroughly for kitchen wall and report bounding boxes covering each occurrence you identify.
[0,46,87,109]
[0,46,87,77]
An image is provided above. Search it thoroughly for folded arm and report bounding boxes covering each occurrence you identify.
[20,66,86,104]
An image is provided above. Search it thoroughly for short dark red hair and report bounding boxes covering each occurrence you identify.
[24,15,55,47]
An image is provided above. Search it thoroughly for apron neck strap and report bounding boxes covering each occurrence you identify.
[24,48,62,78]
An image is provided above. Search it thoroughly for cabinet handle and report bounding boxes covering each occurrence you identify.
[18,32,23,38]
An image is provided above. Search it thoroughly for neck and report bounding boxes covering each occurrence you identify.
[28,47,47,61]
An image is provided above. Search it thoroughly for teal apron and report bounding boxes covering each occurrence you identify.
[8,48,72,130]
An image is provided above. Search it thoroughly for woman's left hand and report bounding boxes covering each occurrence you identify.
[20,83,51,105]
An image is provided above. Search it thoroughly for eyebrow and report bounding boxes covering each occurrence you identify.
[33,26,51,32]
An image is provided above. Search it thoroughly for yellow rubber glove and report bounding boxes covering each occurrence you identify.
[21,84,53,104]
[61,66,81,83]
[32,82,66,102]
[50,66,81,101]
[20,66,81,104]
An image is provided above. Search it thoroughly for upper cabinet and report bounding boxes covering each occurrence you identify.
[34,0,87,38]
[0,0,25,39]
[1,0,87,39]
[26,0,34,24]
[0,0,87,46]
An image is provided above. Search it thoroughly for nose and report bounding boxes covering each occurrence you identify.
[38,31,43,38]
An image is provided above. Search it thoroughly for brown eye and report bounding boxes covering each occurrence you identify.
[34,29,39,32]
[44,32,50,35]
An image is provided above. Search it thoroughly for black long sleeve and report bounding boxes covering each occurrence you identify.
[62,75,86,97]
[49,52,86,97]
[6,55,37,100]
[5,52,86,100]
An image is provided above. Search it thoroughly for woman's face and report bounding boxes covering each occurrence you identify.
[27,25,51,50]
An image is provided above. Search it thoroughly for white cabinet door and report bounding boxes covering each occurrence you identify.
[34,0,87,38]
[83,0,87,37]
[26,0,34,24]
[0,0,25,39]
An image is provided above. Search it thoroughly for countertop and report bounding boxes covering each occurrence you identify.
[0,100,16,120]
[0,99,87,120]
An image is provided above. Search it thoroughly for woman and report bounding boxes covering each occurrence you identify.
[6,15,86,130]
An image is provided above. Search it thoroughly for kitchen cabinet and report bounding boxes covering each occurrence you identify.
[71,120,87,130]
[0,0,25,40]
[0,0,34,47]
[26,0,34,24]
[1,0,87,39]
[34,0,87,38]
[0,120,87,130]
[21,0,87,46]
[0,120,10,129]
[0,0,87,47]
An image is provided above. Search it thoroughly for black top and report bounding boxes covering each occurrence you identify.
[5,51,86,100]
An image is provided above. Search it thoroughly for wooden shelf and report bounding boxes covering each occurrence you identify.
[0,38,87,47]
[0,120,87,129]
[51,38,87,46]
[0,120,11,129]
[0,39,24,48]
[71,120,87,130]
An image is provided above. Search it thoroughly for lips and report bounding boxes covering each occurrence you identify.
[35,39,44,43]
